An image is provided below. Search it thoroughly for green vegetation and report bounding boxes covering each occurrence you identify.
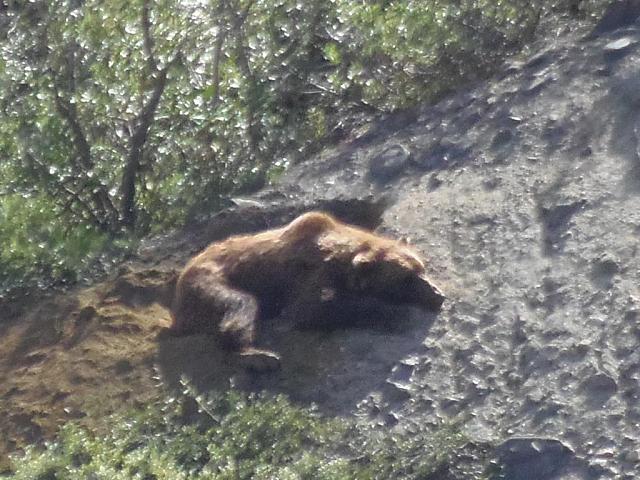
[0,0,608,294]
[7,387,480,480]
[0,193,137,294]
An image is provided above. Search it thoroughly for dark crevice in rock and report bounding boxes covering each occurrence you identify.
[537,199,587,256]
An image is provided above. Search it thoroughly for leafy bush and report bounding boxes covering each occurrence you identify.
[8,387,479,480]
[0,193,137,296]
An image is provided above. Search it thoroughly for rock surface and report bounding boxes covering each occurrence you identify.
[261,21,640,479]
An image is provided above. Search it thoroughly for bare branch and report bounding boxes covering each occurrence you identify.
[52,84,92,171]
[51,74,120,229]
[120,52,181,229]
[230,1,261,162]
[237,0,256,26]
[210,27,226,108]
[141,0,157,71]
[125,0,189,229]
[232,0,256,77]
[26,153,107,230]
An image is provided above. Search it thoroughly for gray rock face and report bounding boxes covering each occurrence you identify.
[271,22,640,480]
[590,0,640,38]
[496,437,574,480]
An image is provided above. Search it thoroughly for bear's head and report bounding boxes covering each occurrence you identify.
[349,240,445,310]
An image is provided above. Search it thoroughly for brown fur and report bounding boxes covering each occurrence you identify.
[170,211,444,359]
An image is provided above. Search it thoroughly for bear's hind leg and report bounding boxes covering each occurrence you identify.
[216,285,258,349]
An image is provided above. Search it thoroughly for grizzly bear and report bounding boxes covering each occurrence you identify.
[170,211,444,368]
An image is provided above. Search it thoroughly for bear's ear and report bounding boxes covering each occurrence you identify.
[399,236,411,245]
[383,249,414,270]
[352,246,377,266]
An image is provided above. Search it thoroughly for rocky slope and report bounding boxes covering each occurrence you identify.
[2,13,640,480]
[260,18,640,479]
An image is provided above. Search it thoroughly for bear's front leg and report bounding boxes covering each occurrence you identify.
[217,288,280,371]
[171,267,257,339]
[216,286,282,371]
[172,269,280,370]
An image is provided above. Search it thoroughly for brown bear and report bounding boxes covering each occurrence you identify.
[170,211,444,368]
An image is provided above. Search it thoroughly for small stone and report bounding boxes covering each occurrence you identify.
[604,37,637,61]
[419,139,471,169]
[238,349,281,372]
[76,306,97,324]
[580,146,593,157]
[23,352,47,366]
[491,129,514,150]
[594,256,620,276]
[400,355,421,367]
[381,411,399,427]
[483,177,502,191]
[503,61,524,76]
[368,144,411,182]
[581,373,617,395]
[390,363,414,384]
[496,437,573,480]
[63,407,87,419]
[525,77,554,96]
[427,174,443,191]
[381,380,412,404]
[113,359,134,375]
[525,52,552,71]
[591,256,620,289]
[604,37,634,52]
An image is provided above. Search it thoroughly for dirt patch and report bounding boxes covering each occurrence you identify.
[0,276,172,464]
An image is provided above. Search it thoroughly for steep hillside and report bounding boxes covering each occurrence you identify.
[273,19,640,479]
[2,16,640,479]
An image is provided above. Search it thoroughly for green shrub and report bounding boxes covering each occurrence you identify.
[8,387,480,480]
[0,194,138,297]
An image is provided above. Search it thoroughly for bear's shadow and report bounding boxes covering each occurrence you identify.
[156,301,437,415]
